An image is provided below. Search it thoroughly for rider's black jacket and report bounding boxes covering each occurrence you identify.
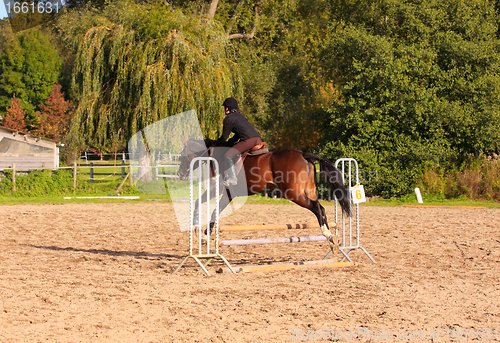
[216,110,260,145]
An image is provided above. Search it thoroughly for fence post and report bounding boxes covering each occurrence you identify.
[121,160,126,178]
[12,163,16,193]
[73,157,77,192]
[128,165,134,187]
[90,162,94,183]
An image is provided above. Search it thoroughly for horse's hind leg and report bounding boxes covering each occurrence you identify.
[314,200,339,249]
[318,202,340,250]
[287,192,338,251]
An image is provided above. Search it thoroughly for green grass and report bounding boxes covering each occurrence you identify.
[361,193,500,208]
[242,193,500,208]
[1,161,499,208]
[0,191,176,205]
[1,192,499,207]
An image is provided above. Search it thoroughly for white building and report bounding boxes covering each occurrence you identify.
[0,125,59,170]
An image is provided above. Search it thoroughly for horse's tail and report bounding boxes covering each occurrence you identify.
[302,152,351,217]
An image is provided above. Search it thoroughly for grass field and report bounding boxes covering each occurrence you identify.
[1,159,499,208]
[1,190,499,208]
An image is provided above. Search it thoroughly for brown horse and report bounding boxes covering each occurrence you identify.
[177,139,351,248]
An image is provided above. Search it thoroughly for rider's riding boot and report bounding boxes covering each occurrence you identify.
[224,158,238,187]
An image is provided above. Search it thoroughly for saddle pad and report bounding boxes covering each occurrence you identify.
[248,148,269,155]
[250,142,267,151]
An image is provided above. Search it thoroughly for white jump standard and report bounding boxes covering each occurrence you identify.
[172,157,235,276]
[325,158,375,263]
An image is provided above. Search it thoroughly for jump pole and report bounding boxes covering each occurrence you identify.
[220,235,327,246]
[172,157,235,276]
[218,235,354,273]
[220,259,353,273]
[218,237,354,273]
[220,222,319,232]
[326,158,375,263]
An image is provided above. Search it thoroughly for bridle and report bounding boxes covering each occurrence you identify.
[177,140,213,180]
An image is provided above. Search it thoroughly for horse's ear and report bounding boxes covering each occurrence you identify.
[181,137,187,145]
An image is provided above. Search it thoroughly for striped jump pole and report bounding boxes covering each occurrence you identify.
[220,235,327,246]
[220,222,319,232]
[172,157,236,276]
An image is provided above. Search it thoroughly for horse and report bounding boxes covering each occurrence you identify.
[177,138,351,250]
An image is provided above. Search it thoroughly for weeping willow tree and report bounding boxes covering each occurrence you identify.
[56,0,242,152]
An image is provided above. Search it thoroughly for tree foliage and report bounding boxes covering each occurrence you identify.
[3,94,26,131]
[319,0,500,196]
[35,82,72,141]
[0,27,62,127]
[56,0,242,152]
[2,0,497,197]
[204,0,337,150]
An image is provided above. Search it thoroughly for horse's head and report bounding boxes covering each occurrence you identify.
[177,138,209,181]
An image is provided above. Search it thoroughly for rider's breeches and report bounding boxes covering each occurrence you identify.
[224,137,262,160]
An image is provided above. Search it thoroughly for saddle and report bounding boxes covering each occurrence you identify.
[248,142,268,155]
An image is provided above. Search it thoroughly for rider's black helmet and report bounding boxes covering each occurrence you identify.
[222,97,238,110]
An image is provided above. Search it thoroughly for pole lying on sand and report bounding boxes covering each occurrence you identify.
[219,259,353,273]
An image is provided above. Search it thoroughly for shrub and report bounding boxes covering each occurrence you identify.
[0,169,91,196]
[418,155,500,200]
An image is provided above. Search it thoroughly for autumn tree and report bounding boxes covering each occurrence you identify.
[2,94,26,131]
[36,82,72,141]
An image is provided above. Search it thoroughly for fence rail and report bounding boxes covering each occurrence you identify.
[79,151,181,163]
[78,161,128,182]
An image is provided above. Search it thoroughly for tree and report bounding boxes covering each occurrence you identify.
[64,0,107,9]
[56,0,243,152]
[36,82,72,141]
[0,19,14,50]
[3,94,26,131]
[0,27,63,127]
[239,0,336,150]
[174,0,266,39]
[319,0,500,197]
[120,1,335,150]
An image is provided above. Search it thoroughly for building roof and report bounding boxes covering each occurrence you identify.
[0,125,60,145]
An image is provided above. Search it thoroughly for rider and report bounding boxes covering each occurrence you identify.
[216,97,262,186]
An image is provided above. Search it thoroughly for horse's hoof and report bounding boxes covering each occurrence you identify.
[327,235,340,254]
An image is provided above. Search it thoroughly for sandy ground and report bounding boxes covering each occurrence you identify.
[1,201,500,342]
